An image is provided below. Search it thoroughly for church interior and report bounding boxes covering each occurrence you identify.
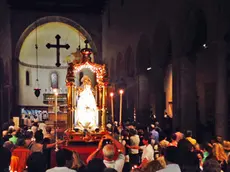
[1,0,230,142]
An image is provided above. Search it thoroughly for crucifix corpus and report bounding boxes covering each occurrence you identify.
[46,34,70,67]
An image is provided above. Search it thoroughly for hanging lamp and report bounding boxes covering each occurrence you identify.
[34,21,41,98]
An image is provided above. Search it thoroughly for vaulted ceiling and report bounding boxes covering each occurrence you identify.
[7,0,108,14]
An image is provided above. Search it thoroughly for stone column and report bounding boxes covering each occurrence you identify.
[215,42,228,138]
[136,74,149,123]
[173,56,196,133]
[151,65,165,125]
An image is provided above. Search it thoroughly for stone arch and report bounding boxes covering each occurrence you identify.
[136,34,151,74]
[15,16,97,59]
[187,9,207,61]
[125,46,135,77]
[152,21,172,68]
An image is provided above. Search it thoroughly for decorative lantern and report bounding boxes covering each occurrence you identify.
[34,88,41,97]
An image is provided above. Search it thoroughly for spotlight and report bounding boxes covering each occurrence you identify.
[203,44,208,49]
[147,67,152,71]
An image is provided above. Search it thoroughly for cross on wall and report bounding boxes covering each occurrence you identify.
[46,34,70,67]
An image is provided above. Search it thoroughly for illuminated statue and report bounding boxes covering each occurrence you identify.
[75,75,98,131]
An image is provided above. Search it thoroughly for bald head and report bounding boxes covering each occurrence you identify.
[102,144,115,160]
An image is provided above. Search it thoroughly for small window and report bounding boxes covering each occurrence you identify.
[79,72,84,85]
[26,71,30,86]
[51,72,58,89]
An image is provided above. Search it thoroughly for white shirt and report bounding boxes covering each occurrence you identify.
[157,164,181,172]
[103,154,125,172]
[46,167,76,172]
[130,134,140,154]
[140,144,154,162]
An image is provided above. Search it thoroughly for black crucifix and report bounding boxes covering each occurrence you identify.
[46,34,70,67]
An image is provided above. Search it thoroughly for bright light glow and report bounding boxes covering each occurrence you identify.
[75,81,98,131]
[147,67,152,71]
[203,44,207,48]
[53,89,58,96]
[119,89,124,94]
[110,92,114,97]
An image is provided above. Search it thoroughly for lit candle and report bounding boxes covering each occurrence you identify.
[119,89,124,126]
[110,92,114,124]
[53,89,59,152]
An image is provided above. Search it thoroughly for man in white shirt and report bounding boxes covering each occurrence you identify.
[46,149,75,172]
[129,136,154,168]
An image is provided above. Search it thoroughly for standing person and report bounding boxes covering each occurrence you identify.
[0,137,11,172]
[128,136,154,169]
[129,128,140,166]
[150,125,159,144]
[46,149,76,172]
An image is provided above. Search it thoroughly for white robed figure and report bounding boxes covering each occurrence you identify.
[75,75,98,131]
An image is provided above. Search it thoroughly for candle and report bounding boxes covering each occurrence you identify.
[110,92,114,124]
[119,89,124,126]
[53,89,58,152]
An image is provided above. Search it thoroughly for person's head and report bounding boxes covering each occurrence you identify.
[63,148,73,168]
[56,149,68,167]
[3,141,15,152]
[129,128,137,136]
[16,138,26,147]
[46,126,52,134]
[142,135,151,145]
[87,158,106,172]
[25,131,33,139]
[185,130,192,137]
[144,160,164,172]
[27,152,46,172]
[216,136,223,144]
[164,146,178,164]
[102,144,115,160]
[34,130,43,143]
[203,158,221,172]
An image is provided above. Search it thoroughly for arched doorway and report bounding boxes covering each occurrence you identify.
[15,16,97,121]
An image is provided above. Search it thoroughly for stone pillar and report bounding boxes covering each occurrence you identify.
[136,74,149,123]
[215,42,228,138]
[173,57,196,134]
[151,66,165,125]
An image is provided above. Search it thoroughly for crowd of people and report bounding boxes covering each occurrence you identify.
[0,119,230,172]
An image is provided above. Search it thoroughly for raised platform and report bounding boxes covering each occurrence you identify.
[64,130,109,143]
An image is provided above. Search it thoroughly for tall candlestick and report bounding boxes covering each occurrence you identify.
[110,92,114,124]
[54,89,58,152]
[119,89,124,126]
